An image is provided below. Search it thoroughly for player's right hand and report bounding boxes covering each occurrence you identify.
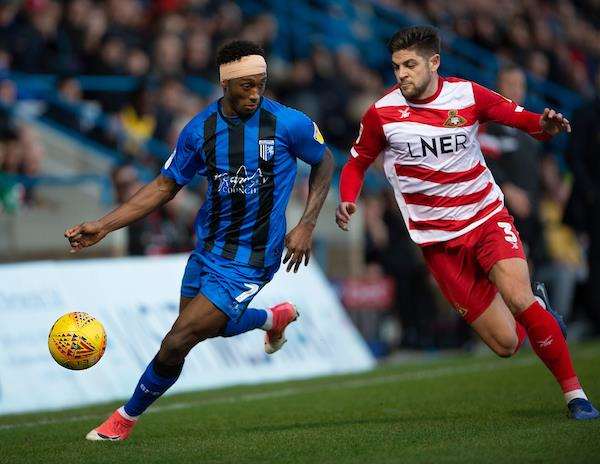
[540,108,571,135]
[64,221,108,253]
[335,202,357,231]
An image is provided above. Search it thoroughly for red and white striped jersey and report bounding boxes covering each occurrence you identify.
[340,76,550,245]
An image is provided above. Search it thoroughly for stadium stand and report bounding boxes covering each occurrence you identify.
[1,0,598,350]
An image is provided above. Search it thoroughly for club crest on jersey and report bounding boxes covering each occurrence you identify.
[443,110,467,128]
[455,305,468,318]
[399,107,410,119]
[313,122,325,144]
[258,139,275,161]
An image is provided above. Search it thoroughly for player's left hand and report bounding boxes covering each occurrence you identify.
[540,108,571,136]
[283,223,314,273]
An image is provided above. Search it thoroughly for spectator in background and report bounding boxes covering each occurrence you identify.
[0,155,24,215]
[152,33,184,78]
[479,64,585,322]
[0,120,46,212]
[81,5,109,68]
[126,48,151,77]
[18,125,45,203]
[479,64,547,268]
[536,151,584,325]
[0,122,20,174]
[56,75,82,104]
[184,31,212,78]
[61,0,94,73]
[92,35,127,75]
[118,86,156,158]
[104,0,145,48]
[305,45,349,149]
[88,34,130,113]
[564,69,600,335]
[110,163,195,255]
[0,78,17,106]
[152,77,187,143]
[44,75,102,135]
[19,125,44,177]
[527,51,550,82]
[44,75,83,130]
[11,0,65,73]
[211,1,244,46]
[277,60,320,124]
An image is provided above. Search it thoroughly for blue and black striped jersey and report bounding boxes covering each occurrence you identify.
[161,97,327,268]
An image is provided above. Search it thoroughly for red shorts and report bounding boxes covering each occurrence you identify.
[421,208,526,324]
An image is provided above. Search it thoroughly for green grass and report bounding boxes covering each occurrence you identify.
[3,342,600,464]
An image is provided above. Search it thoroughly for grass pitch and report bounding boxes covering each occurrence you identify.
[2,342,600,464]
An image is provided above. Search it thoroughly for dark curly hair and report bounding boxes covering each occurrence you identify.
[388,26,441,57]
[216,40,266,66]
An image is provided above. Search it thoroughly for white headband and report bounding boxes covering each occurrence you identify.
[219,55,267,83]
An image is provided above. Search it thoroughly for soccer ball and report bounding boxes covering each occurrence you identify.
[48,312,107,370]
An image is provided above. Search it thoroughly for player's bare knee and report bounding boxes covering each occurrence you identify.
[159,331,188,363]
[502,287,535,315]
[491,341,516,358]
[492,333,518,358]
[513,295,535,314]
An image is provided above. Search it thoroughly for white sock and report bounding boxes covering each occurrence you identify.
[564,389,588,404]
[261,309,273,330]
[118,406,139,421]
[535,296,547,309]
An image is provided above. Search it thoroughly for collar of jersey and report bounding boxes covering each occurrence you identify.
[217,97,263,126]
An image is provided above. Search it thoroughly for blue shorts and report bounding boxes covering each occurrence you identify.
[181,249,280,320]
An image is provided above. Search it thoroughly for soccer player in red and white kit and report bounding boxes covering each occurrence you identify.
[337,26,598,420]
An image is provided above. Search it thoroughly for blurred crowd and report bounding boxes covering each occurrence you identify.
[0,0,389,166]
[1,0,597,162]
[0,0,599,351]
[381,0,599,97]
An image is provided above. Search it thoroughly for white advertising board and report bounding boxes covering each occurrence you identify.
[0,255,374,415]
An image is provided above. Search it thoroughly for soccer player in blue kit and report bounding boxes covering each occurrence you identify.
[65,40,334,441]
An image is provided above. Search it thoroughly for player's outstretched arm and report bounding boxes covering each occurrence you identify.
[64,174,182,253]
[336,104,384,231]
[473,83,571,140]
[283,148,334,273]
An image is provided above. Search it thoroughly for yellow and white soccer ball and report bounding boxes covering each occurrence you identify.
[48,312,107,370]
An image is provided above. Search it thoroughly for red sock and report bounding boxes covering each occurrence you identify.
[514,321,527,353]
[515,301,580,393]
